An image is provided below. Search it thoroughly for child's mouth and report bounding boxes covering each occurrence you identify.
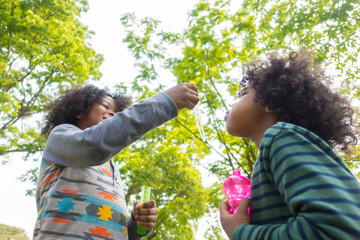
[224,110,230,121]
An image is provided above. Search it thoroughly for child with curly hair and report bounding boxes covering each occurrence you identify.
[220,51,360,239]
[33,83,199,240]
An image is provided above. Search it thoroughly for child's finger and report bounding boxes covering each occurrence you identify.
[141,199,156,208]
[136,219,157,230]
[133,201,141,209]
[236,197,251,213]
[135,212,158,222]
[133,201,158,217]
[184,82,199,92]
[136,206,158,216]
[233,198,251,224]
[219,200,230,215]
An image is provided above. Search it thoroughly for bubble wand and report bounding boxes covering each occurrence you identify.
[136,186,152,235]
[194,106,206,142]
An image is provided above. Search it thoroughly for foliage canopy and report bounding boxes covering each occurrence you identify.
[0,0,102,157]
[0,223,29,240]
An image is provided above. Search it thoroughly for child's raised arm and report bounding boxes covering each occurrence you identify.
[43,83,199,167]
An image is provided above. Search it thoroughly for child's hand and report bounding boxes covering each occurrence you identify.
[219,198,251,239]
[132,200,158,231]
[165,83,199,110]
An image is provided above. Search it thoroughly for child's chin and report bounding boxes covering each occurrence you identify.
[226,129,239,137]
[227,129,245,138]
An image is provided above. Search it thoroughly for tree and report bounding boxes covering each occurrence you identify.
[119,0,360,238]
[0,0,103,158]
[116,125,210,239]
[0,223,29,240]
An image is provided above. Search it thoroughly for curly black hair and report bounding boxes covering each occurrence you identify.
[241,50,357,151]
[41,85,132,135]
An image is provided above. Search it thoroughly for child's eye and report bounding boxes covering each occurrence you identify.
[101,104,109,109]
[236,90,247,98]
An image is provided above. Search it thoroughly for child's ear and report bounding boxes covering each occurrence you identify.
[265,106,275,113]
[75,114,82,119]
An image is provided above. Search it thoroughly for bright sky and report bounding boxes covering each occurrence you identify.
[0,0,211,238]
[82,0,197,89]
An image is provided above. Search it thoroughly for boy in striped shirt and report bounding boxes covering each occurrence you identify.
[220,51,360,239]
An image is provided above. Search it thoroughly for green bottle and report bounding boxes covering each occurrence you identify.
[136,186,152,235]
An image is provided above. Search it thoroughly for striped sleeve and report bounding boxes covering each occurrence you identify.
[232,127,360,240]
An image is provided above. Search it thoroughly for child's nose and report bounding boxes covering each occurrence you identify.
[105,111,114,118]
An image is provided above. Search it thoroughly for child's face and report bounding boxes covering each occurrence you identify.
[76,96,116,130]
[224,86,276,145]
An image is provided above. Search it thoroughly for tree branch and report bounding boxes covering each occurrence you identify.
[205,49,229,111]
[210,113,249,175]
[1,69,54,130]
[172,118,227,161]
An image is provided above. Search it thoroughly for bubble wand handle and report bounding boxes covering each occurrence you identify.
[136,186,152,235]
[194,106,206,142]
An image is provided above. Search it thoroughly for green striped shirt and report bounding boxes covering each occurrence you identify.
[232,122,360,239]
